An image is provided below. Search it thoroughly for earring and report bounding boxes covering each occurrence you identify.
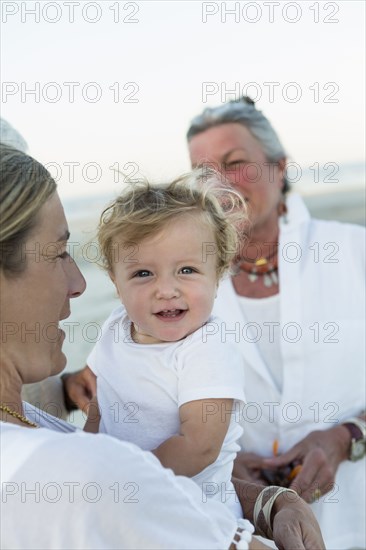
[277,197,288,223]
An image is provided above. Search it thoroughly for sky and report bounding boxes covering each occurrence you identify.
[1,0,365,200]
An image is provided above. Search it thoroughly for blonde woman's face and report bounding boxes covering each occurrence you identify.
[110,214,218,345]
[188,123,285,232]
[0,193,86,383]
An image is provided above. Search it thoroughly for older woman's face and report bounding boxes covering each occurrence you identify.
[0,192,86,383]
[188,123,285,231]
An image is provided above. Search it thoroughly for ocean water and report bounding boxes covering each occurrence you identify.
[61,162,365,378]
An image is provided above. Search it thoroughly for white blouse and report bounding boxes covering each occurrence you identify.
[238,293,283,393]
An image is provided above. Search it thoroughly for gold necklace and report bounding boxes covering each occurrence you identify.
[0,403,38,428]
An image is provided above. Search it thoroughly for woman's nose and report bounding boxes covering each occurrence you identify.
[67,257,86,298]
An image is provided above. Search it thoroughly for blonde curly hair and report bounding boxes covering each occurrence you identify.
[98,169,247,280]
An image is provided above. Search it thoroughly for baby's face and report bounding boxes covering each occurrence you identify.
[110,213,218,344]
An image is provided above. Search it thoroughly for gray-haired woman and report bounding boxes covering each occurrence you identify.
[187,97,366,550]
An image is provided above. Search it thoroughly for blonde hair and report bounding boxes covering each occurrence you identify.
[0,144,56,275]
[98,169,247,279]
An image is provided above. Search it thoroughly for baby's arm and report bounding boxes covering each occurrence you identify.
[83,395,101,433]
[152,398,233,476]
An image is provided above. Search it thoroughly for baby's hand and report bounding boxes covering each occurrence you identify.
[83,395,100,433]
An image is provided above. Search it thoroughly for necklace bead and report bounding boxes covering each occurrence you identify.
[235,253,279,288]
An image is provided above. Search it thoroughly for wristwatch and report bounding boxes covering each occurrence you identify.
[342,417,366,462]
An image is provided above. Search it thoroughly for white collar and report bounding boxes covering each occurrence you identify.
[280,192,310,234]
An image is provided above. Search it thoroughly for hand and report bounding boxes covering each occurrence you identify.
[272,491,325,550]
[229,536,272,550]
[233,451,269,486]
[62,366,97,413]
[272,493,325,550]
[232,478,324,549]
[83,396,100,433]
[261,427,350,503]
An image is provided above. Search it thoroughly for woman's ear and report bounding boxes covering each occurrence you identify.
[277,158,286,183]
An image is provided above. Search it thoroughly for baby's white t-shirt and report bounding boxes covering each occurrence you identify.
[88,306,246,516]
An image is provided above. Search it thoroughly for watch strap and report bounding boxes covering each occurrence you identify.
[342,417,366,461]
[342,417,366,441]
[343,422,363,441]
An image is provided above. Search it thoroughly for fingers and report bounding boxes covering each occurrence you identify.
[66,380,92,411]
[276,527,325,550]
[275,534,305,550]
[272,500,325,550]
[63,367,96,411]
[232,464,266,485]
[262,446,299,469]
[290,448,335,503]
[233,452,272,484]
[71,386,93,413]
[273,513,306,550]
[234,452,264,471]
[249,537,274,550]
[81,366,97,395]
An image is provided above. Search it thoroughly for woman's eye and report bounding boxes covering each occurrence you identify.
[226,160,246,168]
[180,267,195,274]
[133,270,151,278]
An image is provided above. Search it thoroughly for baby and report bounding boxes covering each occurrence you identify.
[85,170,247,516]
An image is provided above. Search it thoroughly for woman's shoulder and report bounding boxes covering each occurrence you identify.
[286,193,365,242]
[1,417,175,478]
[309,216,365,237]
[308,218,365,266]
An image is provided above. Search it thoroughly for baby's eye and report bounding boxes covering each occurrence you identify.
[58,251,69,260]
[180,267,196,274]
[133,270,152,278]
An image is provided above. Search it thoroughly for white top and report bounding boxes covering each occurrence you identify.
[238,294,283,392]
[213,193,366,549]
[88,307,245,516]
[22,401,77,431]
[1,405,241,549]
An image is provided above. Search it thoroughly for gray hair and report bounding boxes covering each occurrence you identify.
[187,97,289,192]
[0,118,28,153]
